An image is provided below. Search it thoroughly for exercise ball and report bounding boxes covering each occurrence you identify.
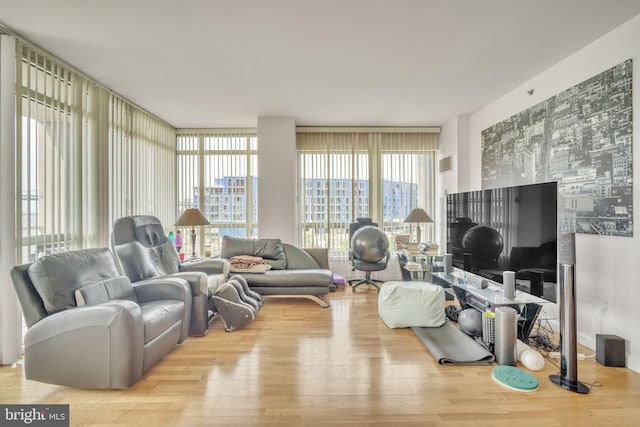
[462,225,504,266]
[458,308,483,337]
[351,226,389,263]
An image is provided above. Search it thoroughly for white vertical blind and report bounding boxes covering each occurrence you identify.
[16,43,79,263]
[109,96,176,226]
[297,130,438,262]
[176,130,257,255]
[380,132,438,243]
[297,132,369,253]
[15,40,176,264]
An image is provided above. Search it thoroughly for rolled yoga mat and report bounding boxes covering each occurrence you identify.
[411,320,495,365]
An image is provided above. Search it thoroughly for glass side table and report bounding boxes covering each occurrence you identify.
[399,251,444,282]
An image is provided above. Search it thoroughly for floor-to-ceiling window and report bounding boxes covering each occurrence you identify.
[16,44,82,263]
[15,41,177,264]
[379,132,438,246]
[297,132,369,252]
[297,129,438,270]
[176,130,258,255]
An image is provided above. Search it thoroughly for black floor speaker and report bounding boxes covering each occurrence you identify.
[596,334,625,367]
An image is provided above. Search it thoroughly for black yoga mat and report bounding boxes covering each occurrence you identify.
[412,321,495,365]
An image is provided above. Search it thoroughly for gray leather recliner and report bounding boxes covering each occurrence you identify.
[11,248,191,389]
[211,275,263,332]
[111,215,229,336]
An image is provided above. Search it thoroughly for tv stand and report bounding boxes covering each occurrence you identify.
[430,267,549,341]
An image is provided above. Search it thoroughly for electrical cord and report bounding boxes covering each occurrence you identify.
[531,317,604,390]
[549,369,603,390]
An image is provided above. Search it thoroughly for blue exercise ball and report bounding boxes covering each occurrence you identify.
[351,226,389,263]
[462,225,504,266]
[458,308,483,337]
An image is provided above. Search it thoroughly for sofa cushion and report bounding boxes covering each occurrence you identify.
[240,269,332,288]
[221,236,287,269]
[28,248,122,314]
[139,300,185,343]
[75,276,137,306]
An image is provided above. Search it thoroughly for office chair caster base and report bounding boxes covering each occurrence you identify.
[350,278,383,293]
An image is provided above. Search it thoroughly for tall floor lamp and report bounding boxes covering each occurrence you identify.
[175,208,210,260]
[404,208,433,243]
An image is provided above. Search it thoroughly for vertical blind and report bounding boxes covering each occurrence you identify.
[176,130,257,255]
[15,40,176,264]
[16,43,82,262]
[297,132,370,252]
[109,97,176,226]
[297,130,438,257]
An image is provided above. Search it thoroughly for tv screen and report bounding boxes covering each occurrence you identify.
[446,182,558,302]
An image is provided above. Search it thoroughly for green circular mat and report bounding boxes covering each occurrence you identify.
[492,365,539,392]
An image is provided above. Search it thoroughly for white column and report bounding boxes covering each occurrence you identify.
[257,117,297,243]
[0,35,20,365]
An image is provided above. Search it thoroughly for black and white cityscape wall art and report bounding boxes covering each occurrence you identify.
[481,59,633,237]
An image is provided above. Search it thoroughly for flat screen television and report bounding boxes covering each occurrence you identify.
[446,181,558,302]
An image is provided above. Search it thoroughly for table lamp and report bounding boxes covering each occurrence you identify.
[175,208,210,259]
[404,208,433,243]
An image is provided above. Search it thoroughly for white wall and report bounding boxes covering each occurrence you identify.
[442,15,640,372]
[257,117,297,244]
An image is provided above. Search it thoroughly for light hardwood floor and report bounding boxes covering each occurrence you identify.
[2,285,640,426]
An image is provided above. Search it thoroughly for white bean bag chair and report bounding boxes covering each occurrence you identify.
[378,281,446,328]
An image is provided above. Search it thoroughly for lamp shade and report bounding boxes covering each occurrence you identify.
[404,208,433,223]
[174,208,210,226]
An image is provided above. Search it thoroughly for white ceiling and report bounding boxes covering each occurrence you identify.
[2,0,640,128]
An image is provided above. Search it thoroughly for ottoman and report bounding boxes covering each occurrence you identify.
[378,281,446,328]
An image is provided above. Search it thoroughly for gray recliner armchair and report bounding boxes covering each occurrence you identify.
[111,215,230,336]
[11,248,190,389]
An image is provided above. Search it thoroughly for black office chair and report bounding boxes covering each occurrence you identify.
[347,218,390,292]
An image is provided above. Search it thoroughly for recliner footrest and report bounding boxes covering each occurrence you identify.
[211,280,261,332]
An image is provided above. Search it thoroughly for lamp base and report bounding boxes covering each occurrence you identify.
[190,227,198,259]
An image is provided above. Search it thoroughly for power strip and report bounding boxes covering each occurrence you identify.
[548,351,585,360]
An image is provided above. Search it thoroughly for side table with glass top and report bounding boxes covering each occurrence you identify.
[398,251,444,282]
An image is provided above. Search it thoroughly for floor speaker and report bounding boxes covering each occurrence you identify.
[596,334,625,367]
[549,232,589,394]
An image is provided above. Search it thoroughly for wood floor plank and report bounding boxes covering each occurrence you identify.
[1,285,639,426]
